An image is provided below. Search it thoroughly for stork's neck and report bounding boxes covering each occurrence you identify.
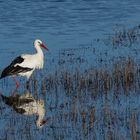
[35,46,44,57]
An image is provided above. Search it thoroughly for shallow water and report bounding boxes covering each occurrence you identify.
[0,0,140,140]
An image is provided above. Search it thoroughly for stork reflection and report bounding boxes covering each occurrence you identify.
[1,91,47,128]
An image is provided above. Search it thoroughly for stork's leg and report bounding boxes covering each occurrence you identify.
[26,80,30,90]
[12,77,20,89]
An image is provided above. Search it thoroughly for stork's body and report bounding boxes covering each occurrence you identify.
[1,92,47,128]
[0,39,48,88]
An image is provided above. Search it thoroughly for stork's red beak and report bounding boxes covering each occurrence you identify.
[40,43,49,51]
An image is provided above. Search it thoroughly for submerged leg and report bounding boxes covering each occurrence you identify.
[12,77,20,89]
[26,80,30,90]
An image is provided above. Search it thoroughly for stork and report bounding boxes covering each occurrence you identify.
[0,39,48,88]
[1,92,47,128]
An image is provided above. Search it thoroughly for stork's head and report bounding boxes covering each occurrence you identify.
[34,39,48,51]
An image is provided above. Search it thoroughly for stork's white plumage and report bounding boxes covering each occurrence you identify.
[1,92,47,128]
[0,39,48,88]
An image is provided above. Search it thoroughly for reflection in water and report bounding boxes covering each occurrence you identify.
[1,91,47,128]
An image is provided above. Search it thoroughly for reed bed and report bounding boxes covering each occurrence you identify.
[0,55,139,139]
[105,25,140,48]
[40,58,139,97]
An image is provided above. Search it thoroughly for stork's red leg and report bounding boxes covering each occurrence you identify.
[12,77,20,89]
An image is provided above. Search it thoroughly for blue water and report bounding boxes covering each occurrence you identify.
[0,0,140,55]
[0,1,140,140]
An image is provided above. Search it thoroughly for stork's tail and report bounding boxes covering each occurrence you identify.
[0,69,7,79]
[0,68,9,79]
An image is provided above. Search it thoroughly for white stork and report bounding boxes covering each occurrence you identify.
[0,39,48,88]
[1,92,47,128]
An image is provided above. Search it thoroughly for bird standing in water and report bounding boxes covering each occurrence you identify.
[0,39,48,88]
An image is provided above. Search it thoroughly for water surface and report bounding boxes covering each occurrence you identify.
[0,0,140,55]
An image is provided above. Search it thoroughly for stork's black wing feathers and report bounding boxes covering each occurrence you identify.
[0,56,33,79]
[0,65,33,78]
[10,56,24,66]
